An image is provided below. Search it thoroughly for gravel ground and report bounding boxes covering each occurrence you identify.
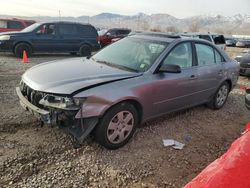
[0,48,250,187]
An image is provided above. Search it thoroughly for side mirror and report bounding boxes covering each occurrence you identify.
[106,32,111,36]
[159,64,181,73]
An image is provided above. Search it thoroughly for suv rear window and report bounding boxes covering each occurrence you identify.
[78,25,97,36]
[212,35,225,45]
[7,21,23,29]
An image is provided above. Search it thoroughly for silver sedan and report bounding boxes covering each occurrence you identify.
[16,33,239,149]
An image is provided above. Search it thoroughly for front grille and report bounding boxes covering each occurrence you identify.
[240,62,250,69]
[20,81,46,108]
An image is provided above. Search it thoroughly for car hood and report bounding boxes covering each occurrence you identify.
[22,57,142,95]
[0,31,30,36]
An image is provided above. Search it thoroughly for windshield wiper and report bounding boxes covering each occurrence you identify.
[91,58,138,73]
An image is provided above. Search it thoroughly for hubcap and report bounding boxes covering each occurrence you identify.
[107,111,134,144]
[216,85,228,107]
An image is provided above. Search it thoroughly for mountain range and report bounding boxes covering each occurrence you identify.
[1,12,250,34]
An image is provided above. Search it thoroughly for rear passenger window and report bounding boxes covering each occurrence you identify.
[7,21,23,29]
[195,44,215,65]
[163,42,193,68]
[212,35,225,45]
[59,24,78,35]
[78,25,96,36]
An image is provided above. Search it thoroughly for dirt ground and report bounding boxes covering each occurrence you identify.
[0,48,250,187]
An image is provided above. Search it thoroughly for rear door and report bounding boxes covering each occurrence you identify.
[57,23,80,52]
[193,42,224,101]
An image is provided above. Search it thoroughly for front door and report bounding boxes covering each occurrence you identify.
[152,42,200,115]
[32,23,59,52]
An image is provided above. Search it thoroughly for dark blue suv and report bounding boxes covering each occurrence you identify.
[0,21,100,57]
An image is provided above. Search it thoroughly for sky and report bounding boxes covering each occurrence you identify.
[1,0,250,18]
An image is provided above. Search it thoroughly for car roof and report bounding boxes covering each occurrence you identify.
[0,18,35,22]
[128,31,181,42]
[37,21,93,26]
[129,32,221,45]
[182,32,224,36]
[109,28,131,30]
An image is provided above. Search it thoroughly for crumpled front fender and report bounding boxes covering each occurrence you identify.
[74,96,112,118]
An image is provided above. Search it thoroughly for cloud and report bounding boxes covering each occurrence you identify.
[1,0,250,18]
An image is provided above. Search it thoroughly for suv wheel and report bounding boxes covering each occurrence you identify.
[94,103,138,149]
[79,44,91,57]
[208,82,229,109]
[14,43,32,58]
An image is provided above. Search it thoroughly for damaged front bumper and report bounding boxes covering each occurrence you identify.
[16,87,99,146]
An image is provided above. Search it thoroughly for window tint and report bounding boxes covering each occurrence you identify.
[198,35,212,42]
[212,35,225,44]
[107,30,117,36]
[195,43,215,65]
[163,42,193,68]
[7,21,23,29]
[59,24,78,35]
[0,20,7,28]
[117,30,130,35]
[215,50,224,63]
[78,25,96,36]
[36,24,56,35]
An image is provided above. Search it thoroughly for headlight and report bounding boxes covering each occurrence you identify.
[0,35,10,40]
[39,95,79,110]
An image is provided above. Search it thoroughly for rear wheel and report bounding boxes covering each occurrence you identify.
[79,44,91,57]
[208,82,229,109]
[14,43,32,58]
[94,103,138,149]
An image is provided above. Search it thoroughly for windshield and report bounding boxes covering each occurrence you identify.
[21,23,41,32]
[92,37,168,72]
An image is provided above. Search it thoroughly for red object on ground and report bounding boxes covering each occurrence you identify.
[22,51,28,63]
[185,123,250,188]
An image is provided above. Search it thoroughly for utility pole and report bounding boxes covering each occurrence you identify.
[58,10,61,21]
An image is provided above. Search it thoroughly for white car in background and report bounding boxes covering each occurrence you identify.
[182,33,226,50]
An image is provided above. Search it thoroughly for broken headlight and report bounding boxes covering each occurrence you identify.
[39,95,79,110]
[73,97,87,106]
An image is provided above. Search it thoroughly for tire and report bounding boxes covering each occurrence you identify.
[79,44,91,57]
[94,102,139,149]
[14,43,32,58]
[208,82,229,109]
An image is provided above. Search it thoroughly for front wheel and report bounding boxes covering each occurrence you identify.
[79,44,91,57]
[14,43,32,58]
[94,103,138,149]
[208,82,229,109]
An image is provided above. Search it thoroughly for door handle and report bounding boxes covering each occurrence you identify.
[189,75,197,80]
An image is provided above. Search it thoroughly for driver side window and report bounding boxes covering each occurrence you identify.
[36,24,56,35]
[162,42,193,69]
